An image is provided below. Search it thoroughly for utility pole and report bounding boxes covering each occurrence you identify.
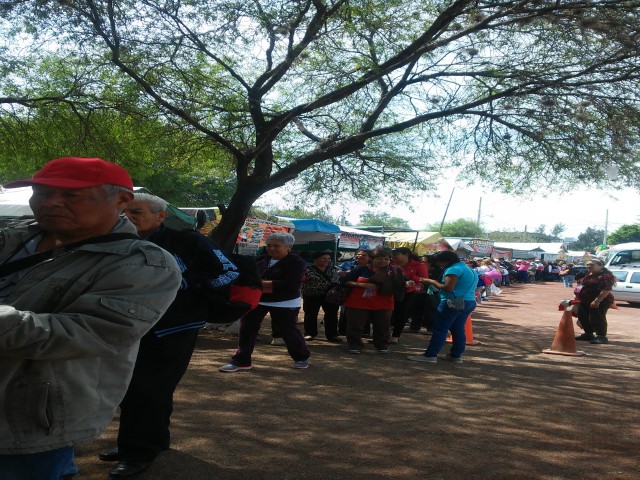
[477,197,482,226]
[439,188,455,233]
[603,209,609,245]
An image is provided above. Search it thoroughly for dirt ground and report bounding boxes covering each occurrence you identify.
[74,281,640,480]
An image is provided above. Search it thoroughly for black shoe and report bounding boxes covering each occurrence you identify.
[99,449,120,462]
[591,335,608,344]
[575,333,595,341]
[109,461,151,478]
[326,337,343,343]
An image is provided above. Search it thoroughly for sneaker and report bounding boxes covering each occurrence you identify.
[270,338,286,346]
[407,355,437,363]
[377,349,390,354]
[448,355,463,364]
[293,360,309,369]
[304,335,316,341]
[575,333,595,341]
[590,335,608,344]
[348,349,361,354]
[326,337,343,343]
[404,328,421,333]
[390,337,399,344]
[219,363,252,372]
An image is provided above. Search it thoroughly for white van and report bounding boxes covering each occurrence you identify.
[609,265,640,305]
[601,242,640,268]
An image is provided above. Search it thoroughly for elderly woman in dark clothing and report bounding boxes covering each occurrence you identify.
[302,251,341,342]
[219,232,310,371]
[574,258,617,345]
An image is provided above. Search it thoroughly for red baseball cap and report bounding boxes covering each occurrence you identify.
[4,157,133,190]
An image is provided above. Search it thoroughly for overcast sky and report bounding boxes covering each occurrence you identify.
[259,180,639,240]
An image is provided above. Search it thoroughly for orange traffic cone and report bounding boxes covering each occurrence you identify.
[446,315,480,346]
[542,309,586,356]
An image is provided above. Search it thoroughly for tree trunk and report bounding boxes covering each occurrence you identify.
[209,186,261,253]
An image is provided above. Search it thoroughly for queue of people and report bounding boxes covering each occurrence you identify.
[0,156,616,480]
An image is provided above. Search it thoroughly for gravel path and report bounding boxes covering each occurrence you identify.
[75,281,640,479]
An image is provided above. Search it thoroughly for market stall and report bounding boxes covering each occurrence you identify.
[444,238,475,258]
[385,231,450,255]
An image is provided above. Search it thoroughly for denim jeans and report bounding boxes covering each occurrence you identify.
[424,300,477,358]
[562,275,575,287]
[0,445,78,480]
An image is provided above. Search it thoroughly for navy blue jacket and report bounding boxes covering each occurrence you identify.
[146,225,239,337]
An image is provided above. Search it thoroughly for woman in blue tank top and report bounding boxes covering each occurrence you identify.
[408,250,478,364]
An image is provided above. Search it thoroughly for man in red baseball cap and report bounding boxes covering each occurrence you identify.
[0,157,182,479]
[4,157,135,249]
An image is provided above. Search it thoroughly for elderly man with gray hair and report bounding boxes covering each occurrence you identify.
[98,192,240,477]
[220,231,310,372]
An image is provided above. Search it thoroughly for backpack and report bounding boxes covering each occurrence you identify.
[205,252,262,324]
[164,228,262,324]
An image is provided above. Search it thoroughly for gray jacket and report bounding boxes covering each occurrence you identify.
[0,219,182,454]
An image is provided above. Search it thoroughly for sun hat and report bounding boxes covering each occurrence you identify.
[4,157,133,190]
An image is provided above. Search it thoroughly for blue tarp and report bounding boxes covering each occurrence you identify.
[290,219,341,262]
[290,219,341,233]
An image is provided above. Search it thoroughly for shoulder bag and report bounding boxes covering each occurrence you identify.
[445,268,475,311]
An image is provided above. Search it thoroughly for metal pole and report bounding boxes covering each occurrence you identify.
[603,209,609,245]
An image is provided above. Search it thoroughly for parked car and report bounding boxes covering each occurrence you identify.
[610,266,640,305]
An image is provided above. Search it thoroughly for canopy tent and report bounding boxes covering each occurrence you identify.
[336,226,386,250]
[289,219,341,262]
[493,242,567,260]
[290,219,341,244]
[0,186,196,230]
[0,187,34,217]
[288,220,388,262]
[385,231,450,255]
[444,238,474,258]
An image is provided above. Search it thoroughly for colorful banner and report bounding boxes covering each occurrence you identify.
[492,248,512,260]
[470,238,494,255]
[201,217,291,247]
[338,232,384,250]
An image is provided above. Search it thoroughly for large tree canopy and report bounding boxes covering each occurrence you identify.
[1,0,639,249]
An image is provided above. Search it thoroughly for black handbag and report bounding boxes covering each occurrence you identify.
[325,284,350,305]
[445,268,474,311]
[446,297,465,311]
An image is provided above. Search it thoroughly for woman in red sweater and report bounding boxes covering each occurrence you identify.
[340,248,405,354]
[390,247,428,343]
